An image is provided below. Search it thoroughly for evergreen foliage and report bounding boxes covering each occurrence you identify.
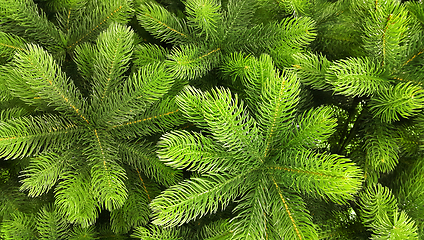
[0,0,423,239]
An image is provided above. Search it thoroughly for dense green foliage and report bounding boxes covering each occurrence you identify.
[0,0,423,239]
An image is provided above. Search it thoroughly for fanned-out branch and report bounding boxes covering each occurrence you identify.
[20,151,71,197]
[5,44,89,123]
[0,32,27,63]
[153,55,363,238]
[90,23,134,103]
[292,52,332,90]
[0,21,184,230]
[137,2,191,44]
[361,0,409,71]
[118,141,182,187]
[370,82,424,123]
[0,0,64,55]
[273,150,363,204]
[363,121,399,174]
[185,0,222,41]
[55,172,99,227]
[326,57,390,97]
[66,0,134,51]
[268,183,318,240]
[0,115,81,159]
[36,205,69,240]
[150,172,250,227]
[359,184,418,239]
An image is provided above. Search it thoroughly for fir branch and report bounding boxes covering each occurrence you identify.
[108,97,184,138]
[285,106,337,150]
[273,150,363,204]
[0,32,27,62]
[118,141,182,187]
[137,2,191,44]
[150,172,251,227]
[405,1,424,26]
[370,82,424,123]
[257,69,300,157]
[5,44,89,123]
[131,225,189,240]
[177,86,264,163]
[401,49,424,68]
[326,57,390,97]
[231,180,270,240]
[86,129,128,211]
[220,52,256,84]
[66,0,134,50]
[359,184,418,239]
[221,0,256,42]
[156,56,362,237]
[363,121,399,173]
[96,63,175,126]
[185,0,222,41]
[0,0,64,55]
[197,220,234,240]
[55,172,99,227]
[274,0,310,15]
[20,152,69,197]
[36,205,69,240]
[73,42,96,82]
[166,44,221,80]
[361,0,409,70]
[0,212,37,240]
[133,43,169,67]
[0,114,82,159]
[395,155,424,227]
[90,23,134,102]
[69,225,98,240]
[292,52,332,90]
[158,130,240,173]
[269,180,318,240]
[110,183,150,234]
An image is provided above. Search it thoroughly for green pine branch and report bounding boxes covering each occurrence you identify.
[153,56,363,238]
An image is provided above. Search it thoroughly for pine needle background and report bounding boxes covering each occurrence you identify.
[0,0,424,239]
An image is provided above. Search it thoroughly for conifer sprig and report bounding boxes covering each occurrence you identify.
[154,55,363,238]
[359,184,418,239]
[0,22,184,228]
